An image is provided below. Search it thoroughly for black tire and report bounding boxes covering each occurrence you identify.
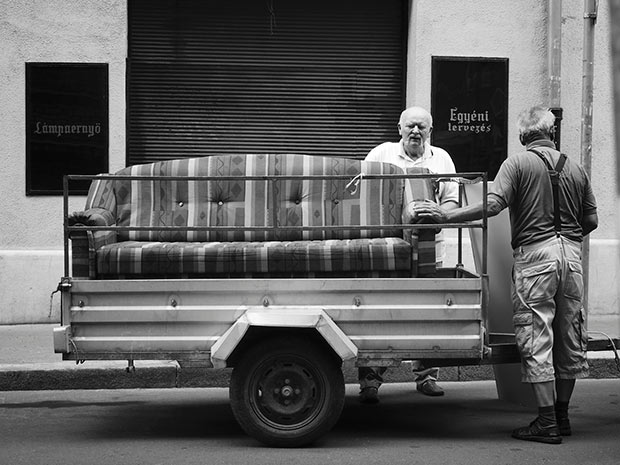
[229,336,345,447]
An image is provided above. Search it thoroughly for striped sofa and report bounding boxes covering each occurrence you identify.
[68,154,436,279]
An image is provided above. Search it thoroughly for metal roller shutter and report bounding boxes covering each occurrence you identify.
[128,0,406,165]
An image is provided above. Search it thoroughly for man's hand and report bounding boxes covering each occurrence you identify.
[403,201,419,224]
[413,200,450,223]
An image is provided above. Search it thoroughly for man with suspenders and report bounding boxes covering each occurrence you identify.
[415,106,598,444]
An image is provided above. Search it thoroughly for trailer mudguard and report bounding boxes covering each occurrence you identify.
[210,308,358,368]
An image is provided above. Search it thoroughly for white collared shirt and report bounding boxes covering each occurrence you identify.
[365,141,459,205]
[365,141,459,264]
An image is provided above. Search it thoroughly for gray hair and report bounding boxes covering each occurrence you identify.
[517,105,556,138]
[399,106,433,127]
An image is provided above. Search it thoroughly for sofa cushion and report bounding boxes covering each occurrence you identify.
[85,154,405,243]
[96,237,412,278]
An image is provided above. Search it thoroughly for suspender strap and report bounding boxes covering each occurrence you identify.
[529,149,567,234]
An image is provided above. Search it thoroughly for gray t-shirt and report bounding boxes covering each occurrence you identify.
[489,139,597,249]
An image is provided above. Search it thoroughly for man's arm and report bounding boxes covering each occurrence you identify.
[441,200,459,211]
[414,195,505,223]
[582,212,598,236]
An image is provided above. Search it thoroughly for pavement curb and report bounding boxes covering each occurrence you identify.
[1,357,617,391]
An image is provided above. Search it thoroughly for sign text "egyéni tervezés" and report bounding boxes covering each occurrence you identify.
[447,108,491,133]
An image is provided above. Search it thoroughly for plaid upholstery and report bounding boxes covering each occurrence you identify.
[68,207,117,279]
[96,237,411,278]
[402,167,437,277]
[100,154,403,242]
[71,154,437,279]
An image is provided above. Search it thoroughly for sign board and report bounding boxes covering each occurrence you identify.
[431,57,508,179]
[26,63,108,195]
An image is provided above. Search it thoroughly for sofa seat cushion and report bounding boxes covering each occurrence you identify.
[95,237,412,278]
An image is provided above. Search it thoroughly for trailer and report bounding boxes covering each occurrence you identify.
[53,155,618,447]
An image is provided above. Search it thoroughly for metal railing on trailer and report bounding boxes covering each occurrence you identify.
[62,170,490,277]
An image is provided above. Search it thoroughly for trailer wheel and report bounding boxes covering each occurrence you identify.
[229,336,345,447]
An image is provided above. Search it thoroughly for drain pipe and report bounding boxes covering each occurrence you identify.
[581,0,598,310]
[548,0,563,148]
[612,0,620,194]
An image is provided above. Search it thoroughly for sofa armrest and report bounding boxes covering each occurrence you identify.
[68,208,117,278]
[69,209,110,227]
[401,204,437,278]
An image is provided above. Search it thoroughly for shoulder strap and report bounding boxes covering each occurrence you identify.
[555,153,567,173]
[529,149,567,234]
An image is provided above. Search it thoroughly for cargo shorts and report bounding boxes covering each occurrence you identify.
[511,236,589,383]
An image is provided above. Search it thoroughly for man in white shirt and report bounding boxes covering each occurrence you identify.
[359,106,459,403]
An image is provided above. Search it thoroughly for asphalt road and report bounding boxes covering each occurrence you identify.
[0,380,619,465]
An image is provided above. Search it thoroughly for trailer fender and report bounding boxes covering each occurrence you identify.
[210,308,358,368]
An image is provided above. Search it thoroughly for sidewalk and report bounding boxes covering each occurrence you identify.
[0,324,618,391]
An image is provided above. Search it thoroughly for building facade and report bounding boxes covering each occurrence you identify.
[1,0,618,338]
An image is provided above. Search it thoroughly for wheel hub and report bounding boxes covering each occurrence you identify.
[252,361,324,428]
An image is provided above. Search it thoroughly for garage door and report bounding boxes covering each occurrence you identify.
[127,0,406,164]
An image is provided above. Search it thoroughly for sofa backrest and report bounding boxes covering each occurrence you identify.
[84,154,407,242]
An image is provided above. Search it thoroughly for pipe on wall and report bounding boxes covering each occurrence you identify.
[609,0,620,193]
[581,0,598,310]
[548,0,563,148]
